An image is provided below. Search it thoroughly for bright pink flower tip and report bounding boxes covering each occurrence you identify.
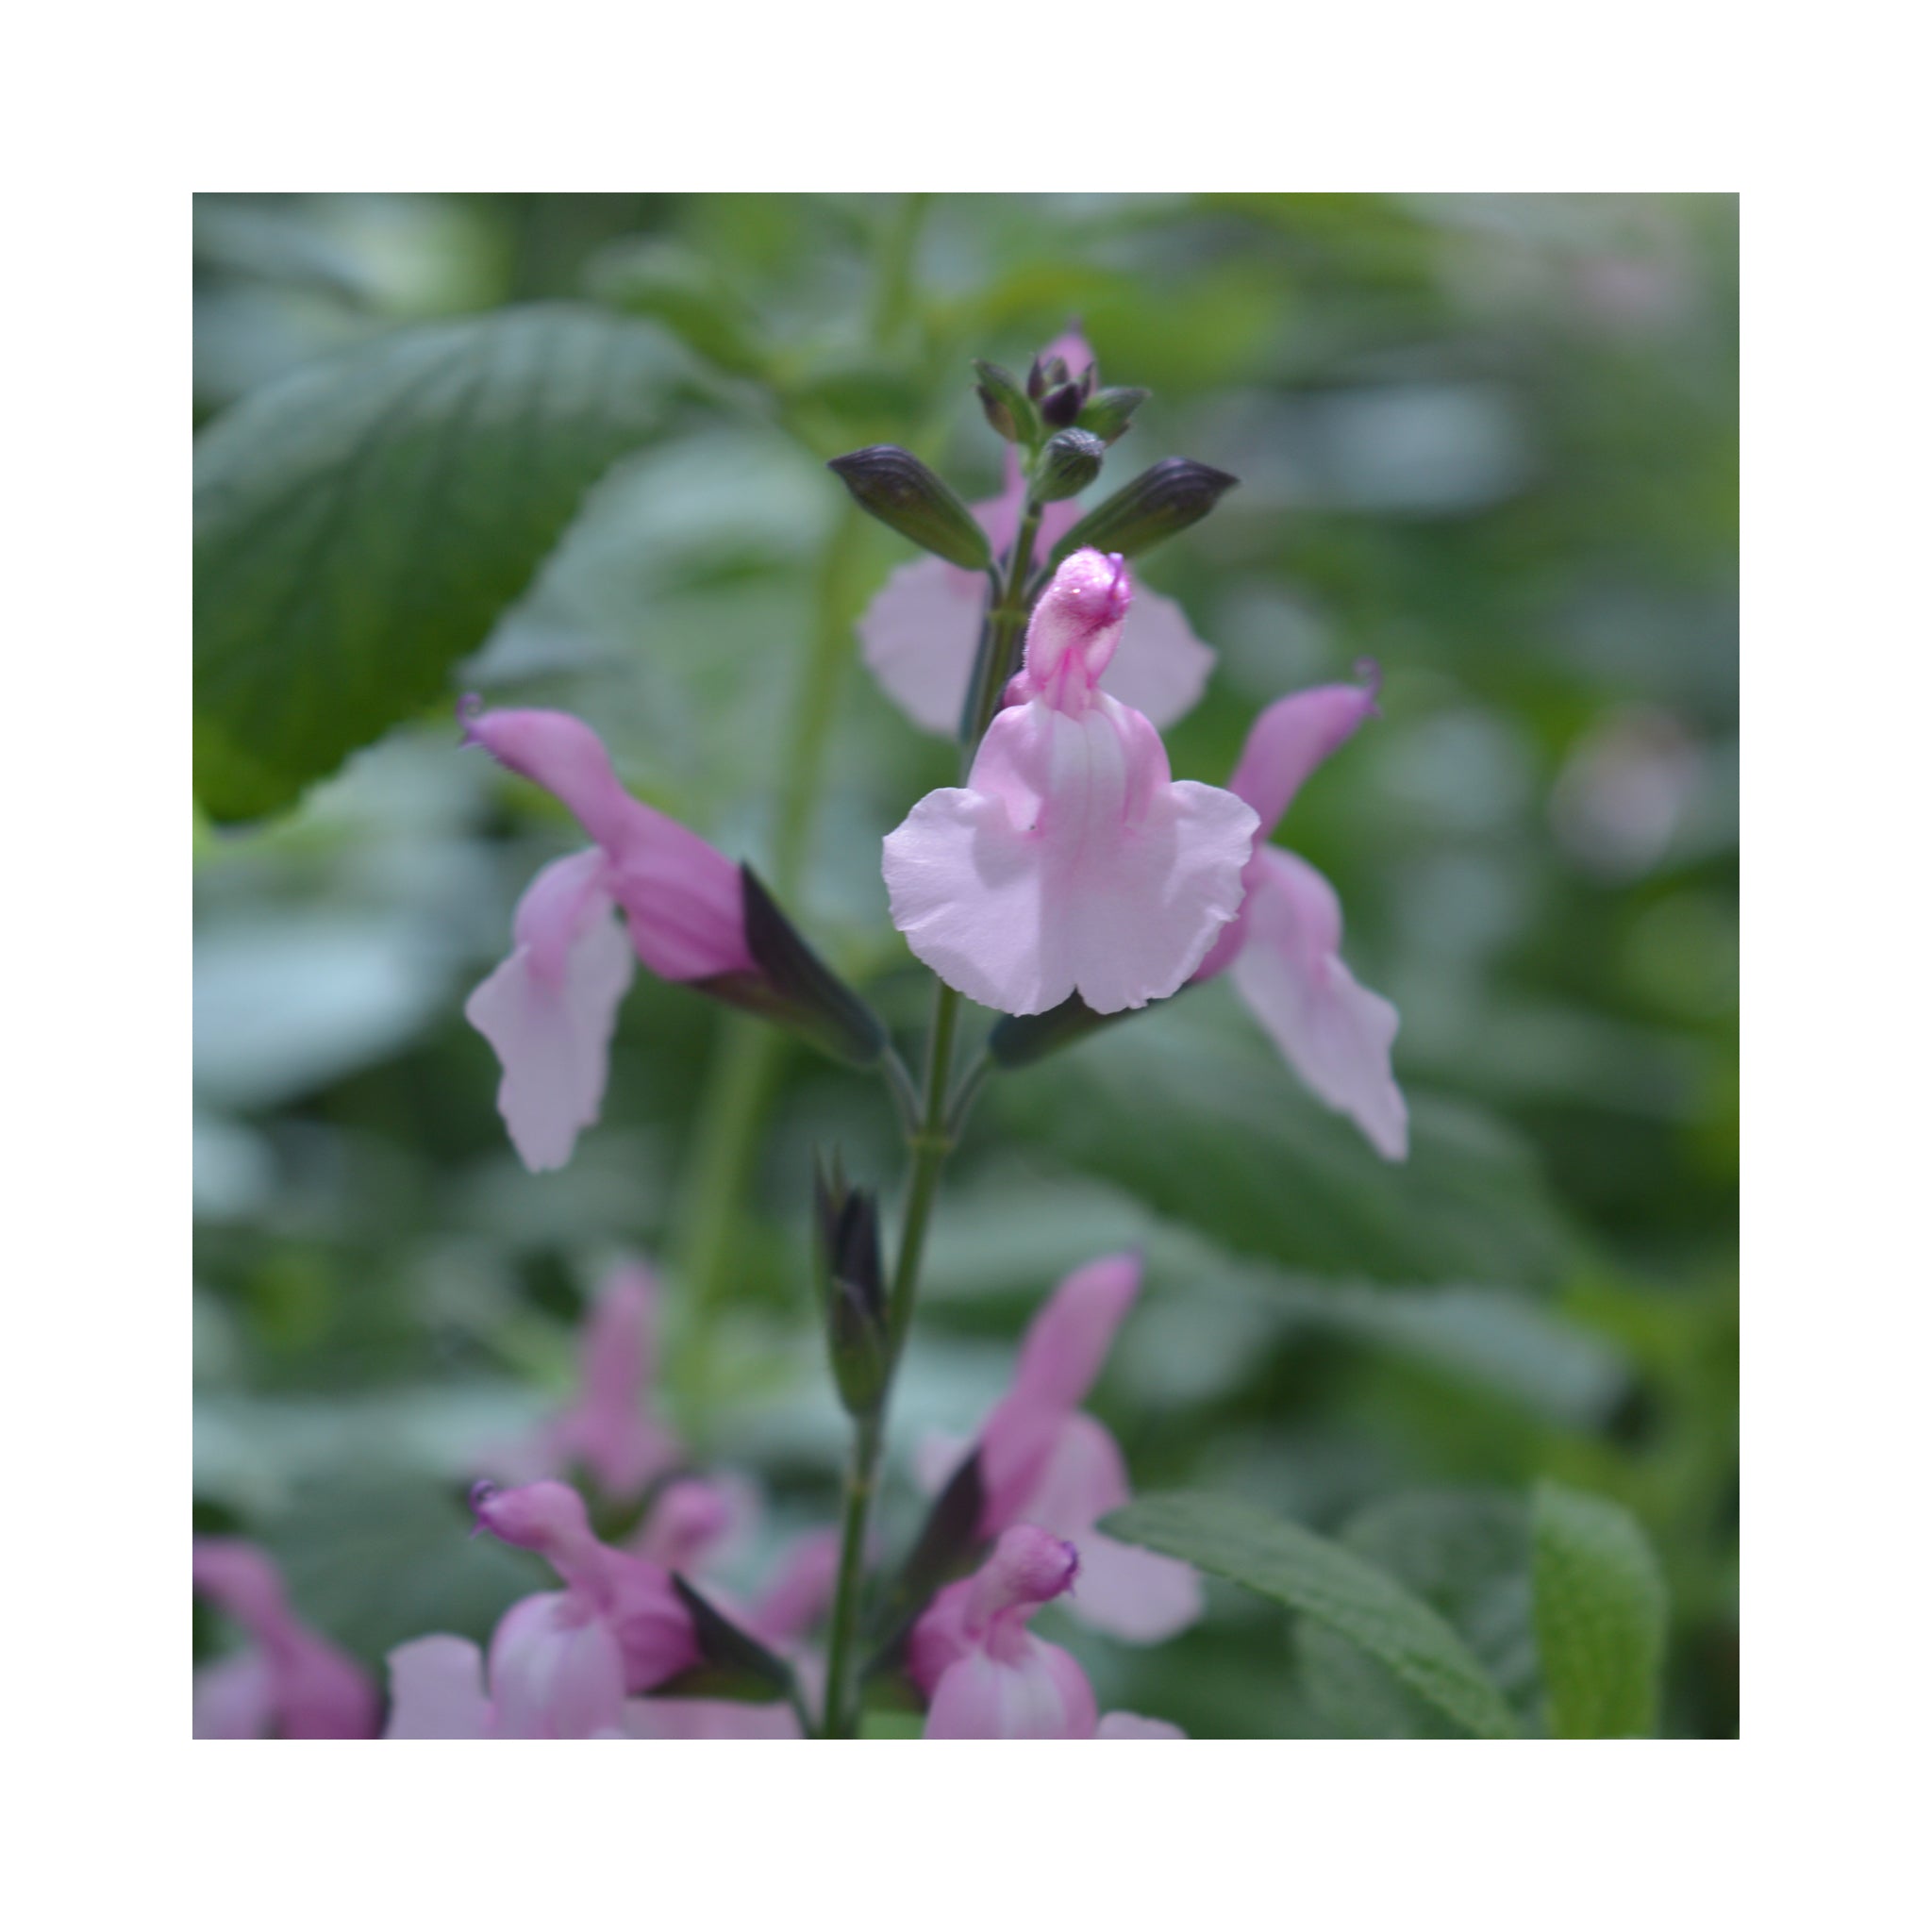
[1021,549,1133,705]
[986,1525,1080,1609]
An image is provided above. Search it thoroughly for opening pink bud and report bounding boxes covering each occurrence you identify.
[974,1525,1081,1621]
[1023,549,1132,705]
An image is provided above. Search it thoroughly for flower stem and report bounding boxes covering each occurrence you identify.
[818,975,961,1735]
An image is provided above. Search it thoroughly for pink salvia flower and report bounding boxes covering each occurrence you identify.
[910,1527,1099,1739]
[462,704,755,1171]
[858,335,1213,736]
[943,1254,1202,1643]
[882,551,1257,1015]
[908,1527,1189,1740]
[387,1479,702,1739]
[1193,672,1408,1160]
[192,1539,379,1740]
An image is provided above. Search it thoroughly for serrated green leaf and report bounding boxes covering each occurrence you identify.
[194,304,675,821]
[1531,1480,1668,1738]
[1104,1491,1518,1739]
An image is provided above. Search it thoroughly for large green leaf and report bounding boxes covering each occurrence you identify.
[1531,1479,1668,1738]
[1104,1491,1519,1739]
[194,304,677,821]
[991,994,1577,1287]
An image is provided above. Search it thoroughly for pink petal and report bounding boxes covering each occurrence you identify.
[464,851,635,1172]
[980,1257,1141,1524]
[995,1412,1132,1537]
[1225,675,1381,839]
[858,554,988,735]
[1039,329,1096,378]
[546,1261,679,1497]
[1095,1710,1186,1740]
[192,1653,275,1740]
[924,1641,1098,1740]
[1064,1529,1205,1644]
[464,705,752,981]
[384,1636,494,1740]
[629,1476,741,1574]
[1008,1255,1141,1418]
[996,1415,1205,1643]
[1100,585,1214,731]
[275,1634,382,1739]
[1228,847,1408,1160]
[882,694,1257,1015]
[489,1592,629,1740]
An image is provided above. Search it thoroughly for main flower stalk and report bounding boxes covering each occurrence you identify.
[815,489,1045,1736]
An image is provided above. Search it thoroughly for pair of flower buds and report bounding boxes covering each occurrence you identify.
[463,547,1406,1172]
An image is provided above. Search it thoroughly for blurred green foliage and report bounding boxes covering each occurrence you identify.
[193,192,1738,1737]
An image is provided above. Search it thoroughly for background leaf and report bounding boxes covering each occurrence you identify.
[1105,1490,1519,1738]
[1293,1490,1541,1737]
[194,304,677,820]
[1532,1478,1669,1738]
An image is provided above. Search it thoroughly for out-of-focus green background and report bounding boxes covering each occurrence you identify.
[192,192,1738,1737]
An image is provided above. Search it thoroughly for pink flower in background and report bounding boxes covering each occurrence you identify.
[488,1259,682,1503]
[883,551,1257,1015]
[387,1480,700,1739]
[192,1540,379,1740]
[860,334,1213,738]
[462,704,755,1171]
[908,1526,1186,1740]
[924,1254,1202,1643]
[1193,671,1407,1159]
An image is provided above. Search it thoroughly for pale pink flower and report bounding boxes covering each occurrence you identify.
[386,1479,702,1739]
[926,1254,1202,1644]
[882,551,1257,1015]
[908,1527,1188,1740]
[1194,673,1407,1160]
[192,1539,378,1740]
[461,704,754,1171]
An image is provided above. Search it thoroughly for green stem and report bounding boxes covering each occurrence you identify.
[816,1411,881,1739]
[818,976,961,1735]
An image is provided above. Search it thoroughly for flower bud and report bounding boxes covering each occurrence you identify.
[1026,354,1071,402]
[973,359,1041,447]
[1077,385,1150,445]
[813,1157,889,1417]
[1049,457,1239,563]
[1030,428,1107,503]
[697,866,887,1067]
[1039,380,1087,429]
[827,446,993,571]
